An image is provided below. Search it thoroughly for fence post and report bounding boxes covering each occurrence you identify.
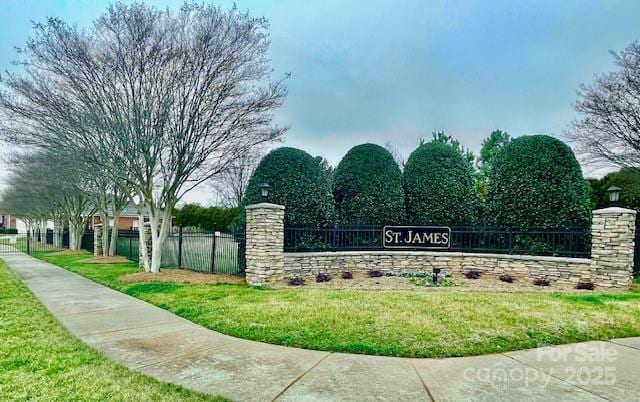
[507,227,513,254]
[178,226,183,269]
[26,230,30,255]
[245,202,285,286]
[591,207,636,287]
[129,235,132,260]
[210,231,217,273]
[93,224,103,257]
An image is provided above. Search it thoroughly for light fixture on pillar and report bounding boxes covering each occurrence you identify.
[259,183,270,203]
[607,186,622,207]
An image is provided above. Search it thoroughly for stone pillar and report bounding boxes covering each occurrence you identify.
[94,223,103,257]
[590,207,636,288]
[245,203,285,286]
[139,223,152,269]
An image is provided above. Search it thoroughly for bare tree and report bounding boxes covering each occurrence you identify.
[209,148,262,207]
[0,3,287,272]
[3,150,95,249]
[569,42,640,170]
[384,141,405,169]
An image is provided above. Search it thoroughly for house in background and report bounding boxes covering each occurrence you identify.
[0,213,17,229]
[88,202,173,231]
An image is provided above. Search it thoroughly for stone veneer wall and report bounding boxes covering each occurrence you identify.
[284,252,594,286]
[93,223,103,257]
[244,204,636,288]
[590,207,636,287]
[245,203,285,286]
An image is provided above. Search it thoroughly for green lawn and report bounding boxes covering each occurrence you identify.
[34,251,640,358]
[0,259,225,402]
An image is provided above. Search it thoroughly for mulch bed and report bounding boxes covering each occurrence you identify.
[119,268,246,285]
[275,272,616,293]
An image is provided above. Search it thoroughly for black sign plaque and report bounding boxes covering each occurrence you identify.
[383,226,451,249]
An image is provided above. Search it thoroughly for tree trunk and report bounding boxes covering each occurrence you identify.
[108,214,119,256]
[147,205,173,273]
[138,213,151,272]
[100,212,109,256]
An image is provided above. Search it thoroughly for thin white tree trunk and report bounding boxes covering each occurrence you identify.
[100,212,109,256]
[138,213,151,272]
[108,214,119,256]
[147,206,172,273]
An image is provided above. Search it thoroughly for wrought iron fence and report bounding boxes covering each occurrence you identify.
[114,228,246,276]
[284,225,592,258]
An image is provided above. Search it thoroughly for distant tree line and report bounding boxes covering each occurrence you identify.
[174,204,240,231]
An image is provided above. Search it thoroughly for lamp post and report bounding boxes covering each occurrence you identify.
[259,183,270,203]
[607,186,622,207]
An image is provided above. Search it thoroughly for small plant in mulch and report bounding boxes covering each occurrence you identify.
[341,271,353,279]
[367,269,384,278]
[576,281,596,290]
[288,276,305,286]
[533,277,550,287]
[464,270,482,279]
[315,272,332,283]
[410,271,455,287]
[499,274,515,283]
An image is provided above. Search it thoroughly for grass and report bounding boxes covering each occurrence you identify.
[0,259,226,401]
[33,251,640,358]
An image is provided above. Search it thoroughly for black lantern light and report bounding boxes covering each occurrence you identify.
[607,186,622,207]
[432,267,441,285]
[259,183,270,203]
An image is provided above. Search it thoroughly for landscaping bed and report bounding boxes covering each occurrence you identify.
[276,271,612,293]
[32,251,640,358]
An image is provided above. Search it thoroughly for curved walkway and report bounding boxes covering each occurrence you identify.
[4,252,640,401]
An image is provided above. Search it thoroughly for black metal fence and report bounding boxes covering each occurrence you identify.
[115,228,246,276]
[284,225,592,258]
[0,229,95,254]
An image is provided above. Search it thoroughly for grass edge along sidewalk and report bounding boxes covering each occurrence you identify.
[30,250,640,359]
[0,259,227,402]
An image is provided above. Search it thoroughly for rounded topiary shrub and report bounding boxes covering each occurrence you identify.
[404,142,478,225]
[485,135,590,228]
[241,147,333,226]
[332,143,404,224]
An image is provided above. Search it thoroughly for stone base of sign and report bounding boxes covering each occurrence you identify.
[244,203,636,289]
[284,251,599,286]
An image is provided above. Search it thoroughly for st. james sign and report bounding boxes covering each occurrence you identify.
[383,226,451,249]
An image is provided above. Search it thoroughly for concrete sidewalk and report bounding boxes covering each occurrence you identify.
[4,252,640,402]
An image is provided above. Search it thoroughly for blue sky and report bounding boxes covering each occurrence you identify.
[1,0,639,204]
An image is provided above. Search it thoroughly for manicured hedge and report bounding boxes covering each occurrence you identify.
[0,228,18,234]
[332,143,404,224]
[174,204,240,231]
[241,147,333,226]
[485,135,590,228]
[404,142,478,225]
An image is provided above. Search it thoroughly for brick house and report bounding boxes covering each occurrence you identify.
[88,202,172,231]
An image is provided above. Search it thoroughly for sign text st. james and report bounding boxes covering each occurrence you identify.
[383,226,451,249]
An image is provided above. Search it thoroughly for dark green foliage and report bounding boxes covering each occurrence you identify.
[288,276,305,286]
[0,228,18,234]
[174,204,240,231]
[242,147,333,226]
[464,270,482,279]
[404,142,478,225]
[367,269,383,278]
[486,135,590,229]
[332,143,404,224]
[587,168,640,211]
